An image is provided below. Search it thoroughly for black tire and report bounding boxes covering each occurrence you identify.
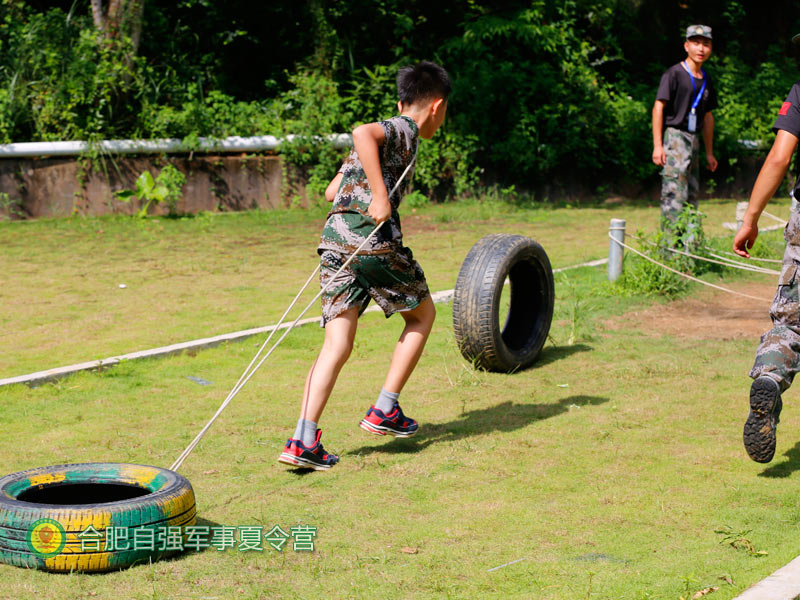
[452,234,554,372]
[0,463,196,572]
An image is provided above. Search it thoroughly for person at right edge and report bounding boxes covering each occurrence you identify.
[652,25,718,234]
[735,33,800,463]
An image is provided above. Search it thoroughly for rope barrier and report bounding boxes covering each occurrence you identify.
[634,236,780,275]
[705,246,782,264]
[703,250,781,274]
[608,233,773,303]
[170,155,418,471]
[762,210,788,226]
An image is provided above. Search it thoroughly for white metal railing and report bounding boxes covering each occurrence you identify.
[0,134,352,158]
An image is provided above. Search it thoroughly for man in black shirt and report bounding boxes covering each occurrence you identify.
[734,35,800,463]
[652,25,718,226]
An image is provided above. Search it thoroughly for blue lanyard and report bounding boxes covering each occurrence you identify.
[684,61,707,113]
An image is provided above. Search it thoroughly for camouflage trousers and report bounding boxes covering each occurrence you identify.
[751,207,800,391]
[661,127,700,224]
[318,248,430,327]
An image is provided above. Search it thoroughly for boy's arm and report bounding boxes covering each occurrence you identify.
[325,173,343,202]
[734,129,798,257]
[702,112,718,172]
[352,123,390,224]
[652,100,666,166]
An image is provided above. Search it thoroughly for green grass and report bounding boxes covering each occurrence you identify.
[1,195,773,377]
[1,197,798,599]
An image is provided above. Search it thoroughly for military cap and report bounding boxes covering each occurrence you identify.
[686,25,712,40]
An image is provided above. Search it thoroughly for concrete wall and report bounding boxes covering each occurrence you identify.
[0,154,293,219]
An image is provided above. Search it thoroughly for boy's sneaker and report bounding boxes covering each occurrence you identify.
[278,429,339,470]
[360,402,418,437]
[743,376,783,464]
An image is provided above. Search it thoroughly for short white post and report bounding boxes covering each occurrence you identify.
[736,201,748,231]
[608,218,625,282]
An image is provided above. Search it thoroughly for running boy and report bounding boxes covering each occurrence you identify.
[278,61,450,470]
[735,35,800,462]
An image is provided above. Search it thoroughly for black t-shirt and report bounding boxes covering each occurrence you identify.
[773,82,800,137]
[773,82,800,196]
[656,62,718,132]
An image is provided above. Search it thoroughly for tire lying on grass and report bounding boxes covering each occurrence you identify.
[453,234,555,372]
[0,463,195,572]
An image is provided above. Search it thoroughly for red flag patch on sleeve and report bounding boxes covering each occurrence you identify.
[780,102,792,116]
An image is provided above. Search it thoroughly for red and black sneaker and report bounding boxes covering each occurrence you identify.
[277,429,339,470]
[360,403,418,437]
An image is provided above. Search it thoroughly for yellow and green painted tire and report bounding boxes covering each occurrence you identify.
[0,463,195,572]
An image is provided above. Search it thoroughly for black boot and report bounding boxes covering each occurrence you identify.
[743,376,783,463]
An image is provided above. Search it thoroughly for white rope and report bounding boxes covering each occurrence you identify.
[705,246,782,264]
[170,155,417,471]
[609,233,773,303]
[635,237,779,275]
[762,210,788,225]
[703,250,781,274]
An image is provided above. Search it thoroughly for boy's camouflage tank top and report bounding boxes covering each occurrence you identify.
[318,115,419,255]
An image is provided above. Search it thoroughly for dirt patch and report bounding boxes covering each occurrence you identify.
[401,212,466,236]
[604,281,777,340]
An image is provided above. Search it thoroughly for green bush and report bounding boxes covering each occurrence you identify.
[0,4,146,142]
[140,88,283,140]
[117,163,186,217]
[5,0,800,202]
[609,206,710,297]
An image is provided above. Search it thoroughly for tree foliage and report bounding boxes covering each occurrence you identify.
[2,0,800,198]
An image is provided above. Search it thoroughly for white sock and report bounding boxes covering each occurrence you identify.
[375,388,400,414]
[294,418,318,446]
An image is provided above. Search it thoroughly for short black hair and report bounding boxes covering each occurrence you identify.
[397,61,451,106]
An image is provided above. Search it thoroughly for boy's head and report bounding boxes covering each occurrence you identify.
[397,61,451,139]
[684,25,712,64]
[397,61,451,106]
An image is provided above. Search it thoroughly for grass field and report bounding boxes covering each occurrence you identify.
[0,195,756,377]
[1,197,799,599]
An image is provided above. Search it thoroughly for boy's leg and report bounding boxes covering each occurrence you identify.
[278,307,358,470]
[360,296,435,437]
[300,306,360,424]
[383,295,436,393]
[687,134,700,210]
[660,127,692,227]
[745,222,800,462]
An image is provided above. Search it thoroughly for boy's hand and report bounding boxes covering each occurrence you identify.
[706,152,718,172]
[733,222,758,258]
[652,146,666,167]
[368,192,392,224]
[325,172,344,202]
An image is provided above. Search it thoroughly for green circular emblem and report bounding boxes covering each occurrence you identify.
[27,518,66,558]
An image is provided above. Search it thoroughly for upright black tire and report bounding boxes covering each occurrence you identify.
[453,234,554,372]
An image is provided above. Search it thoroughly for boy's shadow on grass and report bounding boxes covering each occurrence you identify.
[534,343,592,369]
[758,441,800,478]
[348,394,608,457]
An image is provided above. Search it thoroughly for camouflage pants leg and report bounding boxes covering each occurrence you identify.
[660,127,700,225]
[750,209,800,392]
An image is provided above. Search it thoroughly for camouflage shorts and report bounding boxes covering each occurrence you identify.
[318,248,430,326]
